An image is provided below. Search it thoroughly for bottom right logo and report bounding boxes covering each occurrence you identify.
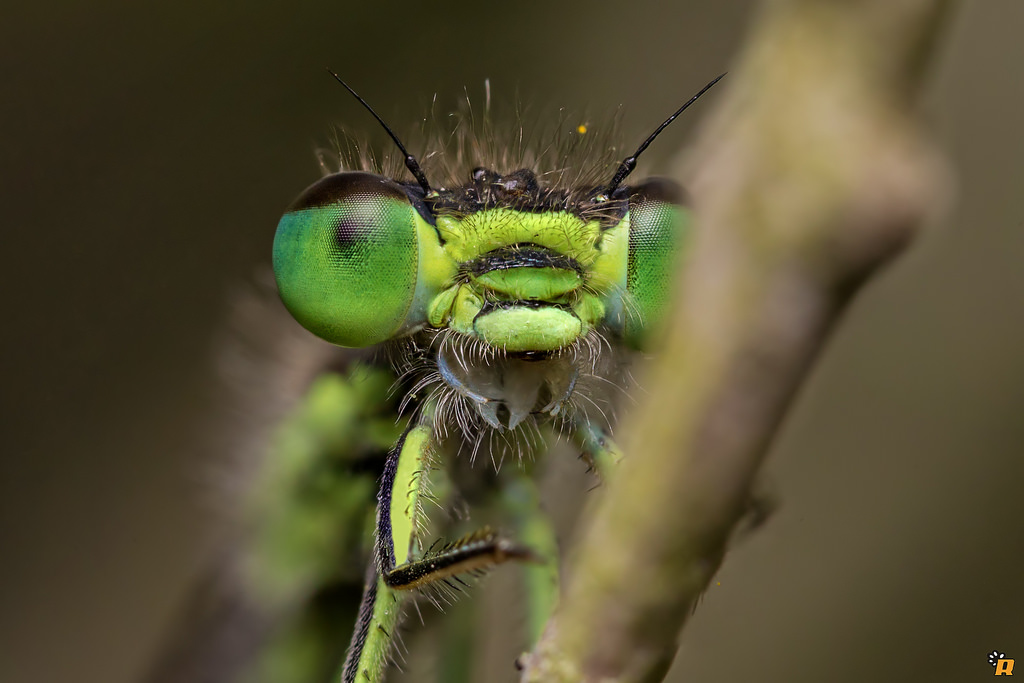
[989,651,1015,676]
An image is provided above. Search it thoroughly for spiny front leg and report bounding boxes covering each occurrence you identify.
[341,424,435,683]
[376,425,535,590]
[340,570,400,683]
[341,423,535,683]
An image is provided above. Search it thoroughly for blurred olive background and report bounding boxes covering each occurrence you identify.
[2,1,1022,682]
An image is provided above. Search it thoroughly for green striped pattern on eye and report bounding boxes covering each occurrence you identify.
[626,178,689,348]
[273,172,420,347]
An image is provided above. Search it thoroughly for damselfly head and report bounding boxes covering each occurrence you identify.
[274,73,724,442]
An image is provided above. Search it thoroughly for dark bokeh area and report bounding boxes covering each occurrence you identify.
[1,2,1021,683]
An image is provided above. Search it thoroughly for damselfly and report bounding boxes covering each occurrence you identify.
[147,72,722,683]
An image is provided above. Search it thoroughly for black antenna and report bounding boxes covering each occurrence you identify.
[603,73,726,196]
[326,69,434,196]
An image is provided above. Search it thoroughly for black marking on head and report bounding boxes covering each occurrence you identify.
[464,244,583,276]
[428,168,627,228]
[287,170,443,246]
[288,171,408,211]
[398,182,440,228]
[472,299,578,323]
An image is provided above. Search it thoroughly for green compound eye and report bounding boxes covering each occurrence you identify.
[273,172,425,347]
[625,178,690,348]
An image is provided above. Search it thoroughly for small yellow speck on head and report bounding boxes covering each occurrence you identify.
[577,124,587,135]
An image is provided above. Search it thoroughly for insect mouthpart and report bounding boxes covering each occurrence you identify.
[435,337,580,431]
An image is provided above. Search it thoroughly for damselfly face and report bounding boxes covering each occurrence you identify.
[272,165,687,432]
[261,76,721,683]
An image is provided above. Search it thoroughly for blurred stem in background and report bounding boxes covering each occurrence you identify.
[521,1,957,681]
